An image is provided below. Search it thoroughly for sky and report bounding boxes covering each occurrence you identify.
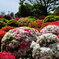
[0,0,20,14]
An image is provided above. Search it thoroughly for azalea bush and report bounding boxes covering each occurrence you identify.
[41,22,50,28]
[29,20,42,28]
[1,26,15,32]
[18,16,37,27]
[0,51,15,59]
[43,15,59,22]
[0,29,6,40]
[1,27,40,58]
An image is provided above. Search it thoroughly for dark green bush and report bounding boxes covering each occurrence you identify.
[3,15,12,20]
[0,21,7,28]
[43,15,59,22]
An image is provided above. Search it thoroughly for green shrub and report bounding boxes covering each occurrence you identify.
[0,21,7,28]
[0,18,8,23]
[8,19,19,27]
[43,15,59,22]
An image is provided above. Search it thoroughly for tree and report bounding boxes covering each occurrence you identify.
[16,0,33,17]
[54,7,59,14]
[27,0,59,15]
[10,12,14,18]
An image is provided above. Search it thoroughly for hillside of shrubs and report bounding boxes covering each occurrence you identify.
[0,14,59,59]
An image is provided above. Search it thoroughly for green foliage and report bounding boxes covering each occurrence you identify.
[17,4,32,17]
[7,19,19,27]
[43,15,59,22]
[54,7,59,14]
[0,18,8,28]
[31,3,47,17]
[28,0,59,12]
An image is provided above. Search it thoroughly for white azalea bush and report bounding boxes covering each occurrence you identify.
[30,33,59,59]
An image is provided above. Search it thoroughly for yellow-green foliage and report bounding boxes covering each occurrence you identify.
[8,19,19,27]
[43,15,59,22]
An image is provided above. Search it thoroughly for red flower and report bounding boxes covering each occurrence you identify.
[1,26,15,32]
[0,51,15,59]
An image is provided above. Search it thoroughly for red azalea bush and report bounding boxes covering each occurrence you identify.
[38,16,46,19]
[49,21,59,26]
[0,51,15,59]
[1,26,15,32]
[14,18,20,21]
[0,29,6,40]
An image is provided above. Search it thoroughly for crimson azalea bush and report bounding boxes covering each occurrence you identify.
[1,26,15,32]
[0,51,15,59]
[14,18,20,21]
[49,21,59,26]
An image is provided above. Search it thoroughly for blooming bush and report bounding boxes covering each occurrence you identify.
[1,27,40,58]
[18,17,37,27]
[14,18,20,21]
[29,20,42,28]
[40,25,59,35]
[30,33,59,59]
[1,26,15,32]
[0,51,15,59]
[49,21,59,26]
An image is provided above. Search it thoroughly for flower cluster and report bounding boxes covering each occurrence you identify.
[0,51,15,59]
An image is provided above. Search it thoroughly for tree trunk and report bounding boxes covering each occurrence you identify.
[44,6,48,16]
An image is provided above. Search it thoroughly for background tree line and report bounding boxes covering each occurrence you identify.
[15,0,59,18]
